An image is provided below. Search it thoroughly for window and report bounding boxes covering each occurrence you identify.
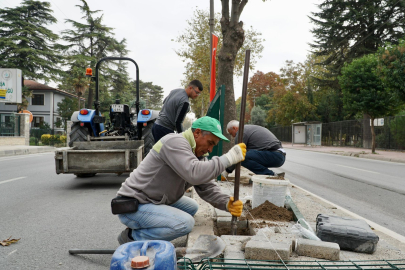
[32,94,44,105]
[33,116,44,128]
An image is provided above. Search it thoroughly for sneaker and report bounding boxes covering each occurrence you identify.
[118,228,134,245]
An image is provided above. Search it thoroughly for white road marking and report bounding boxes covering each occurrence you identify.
[336,164,380,174]
[0,177,26,185]
[7,249,17,257]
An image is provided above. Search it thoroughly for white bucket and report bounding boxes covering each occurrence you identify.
[251,175,289,208]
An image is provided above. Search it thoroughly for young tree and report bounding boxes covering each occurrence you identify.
[56,97,79,130]
[309,0,405,120]
[377,39,405,102]
[250,106,266,127]
[175,8,264,118]
[0,0,62,110]
[339,54,401,153]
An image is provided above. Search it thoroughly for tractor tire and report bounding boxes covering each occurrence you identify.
[69,122,89,147]
[142,122,155,157]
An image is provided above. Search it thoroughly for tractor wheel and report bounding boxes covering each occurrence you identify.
[69,122,89,147]
[142,122,155,157]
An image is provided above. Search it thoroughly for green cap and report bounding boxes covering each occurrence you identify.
[192,116,229,142]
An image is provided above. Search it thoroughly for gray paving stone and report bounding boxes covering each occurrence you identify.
[296,238,340,260]
[245,240,291,260]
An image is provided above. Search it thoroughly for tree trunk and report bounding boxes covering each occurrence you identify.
[217,1,247,152]
[371,117,376,153]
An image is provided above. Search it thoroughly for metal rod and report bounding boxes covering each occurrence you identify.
[68,249,115,255]
[231,50,251,235]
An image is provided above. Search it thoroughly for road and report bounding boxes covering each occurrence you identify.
[0,152,126,269]
[1,150,404,269]
[278,148,405,236]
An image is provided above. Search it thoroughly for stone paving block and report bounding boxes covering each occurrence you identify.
[214,208,232,218]
[217,217,248,230]
[221,235,252,263]
[296,238,340,260]
[221,235,252,245]
[245,240,290,260]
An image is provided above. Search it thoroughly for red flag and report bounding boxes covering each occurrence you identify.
[210,34,219,102]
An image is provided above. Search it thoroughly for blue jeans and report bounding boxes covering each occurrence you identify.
[152,123,174,142]
[118,196,199,241]
[242,150,285,175]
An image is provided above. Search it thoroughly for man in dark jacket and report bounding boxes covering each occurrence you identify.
[152,80,203,142]
[222,120,286,177]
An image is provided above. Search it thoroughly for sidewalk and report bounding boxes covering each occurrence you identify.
[0,145,56,157]
[282,142,405,164]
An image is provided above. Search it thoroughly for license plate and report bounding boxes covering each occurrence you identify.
[111,104,124,112]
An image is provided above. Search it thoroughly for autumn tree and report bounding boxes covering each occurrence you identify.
[175,7,264,118]
[339,54,401,153]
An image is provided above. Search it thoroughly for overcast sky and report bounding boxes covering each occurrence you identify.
[3,0,321,99]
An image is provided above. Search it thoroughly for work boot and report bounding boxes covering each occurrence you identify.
[118,228,134,245]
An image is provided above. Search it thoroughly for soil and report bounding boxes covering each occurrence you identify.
[245,200,294,222]
[213,223,251,236]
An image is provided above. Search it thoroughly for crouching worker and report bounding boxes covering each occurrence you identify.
[113,116,246,244]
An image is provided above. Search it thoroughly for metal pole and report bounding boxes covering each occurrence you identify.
[231,50,250,235]
[209,0,214,104]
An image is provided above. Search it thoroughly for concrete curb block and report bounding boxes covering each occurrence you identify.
[0,146,56,157]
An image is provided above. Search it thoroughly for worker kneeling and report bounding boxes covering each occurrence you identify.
[113,116,246,244]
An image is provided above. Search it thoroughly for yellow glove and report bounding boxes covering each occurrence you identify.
[221,175,227,181]
[227,196,243,217]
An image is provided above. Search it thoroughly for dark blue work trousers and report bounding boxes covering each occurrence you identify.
[242,150,285,176]
[152,123,174,142]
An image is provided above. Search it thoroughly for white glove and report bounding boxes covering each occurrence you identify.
[223,143,246,166]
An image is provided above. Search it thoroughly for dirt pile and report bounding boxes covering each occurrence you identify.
[246,200,293,221]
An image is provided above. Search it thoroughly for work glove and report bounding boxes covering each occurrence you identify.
[220,171,228,181]
[223,143,246,166]
[227,196,243,217]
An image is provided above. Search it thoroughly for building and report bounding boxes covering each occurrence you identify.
[0,80,85,133]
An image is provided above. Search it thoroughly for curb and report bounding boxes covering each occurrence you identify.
[0,146,56,157]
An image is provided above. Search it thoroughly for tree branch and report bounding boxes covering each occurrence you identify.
[222,0,230,20]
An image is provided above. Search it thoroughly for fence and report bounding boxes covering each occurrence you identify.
[0,113,21,136]
[30,128,67,147]
[270,116,405,151]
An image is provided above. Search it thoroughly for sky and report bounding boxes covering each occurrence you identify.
[2,0,321,100]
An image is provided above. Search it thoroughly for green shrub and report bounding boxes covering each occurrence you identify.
[30,137,38,145]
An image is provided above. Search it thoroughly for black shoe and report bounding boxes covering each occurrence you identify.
[117,228,134,245]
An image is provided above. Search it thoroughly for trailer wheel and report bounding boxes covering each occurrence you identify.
[69,122,89,147]
[142,122,155,157]
[74,173,96,178]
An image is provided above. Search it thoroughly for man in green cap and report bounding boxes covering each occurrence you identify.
[114,116,246,244]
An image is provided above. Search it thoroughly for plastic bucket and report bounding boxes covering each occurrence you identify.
[251,175,289,208]
[110,240,176,270]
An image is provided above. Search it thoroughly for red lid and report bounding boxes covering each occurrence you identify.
[131,256,150,269]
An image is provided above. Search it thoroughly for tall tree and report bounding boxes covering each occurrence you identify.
[175,8,264,118]
[56,97,78,130]
[339,54,401,153]
[309,0,405,120]
[61,0,124,108]
[130,80,164,110]
[0,0,62,110]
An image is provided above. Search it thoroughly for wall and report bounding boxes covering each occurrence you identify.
[0,113,29,145]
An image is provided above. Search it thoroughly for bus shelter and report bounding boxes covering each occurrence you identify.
[292,121,322,146]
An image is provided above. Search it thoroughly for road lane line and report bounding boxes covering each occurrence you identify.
[293,183,405,243]
[336,164,380,174]
[0,177,26,185]
[0,153,51,161]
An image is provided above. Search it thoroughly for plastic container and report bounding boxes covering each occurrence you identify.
[110,240,176,270]
[251,175,289,208]
[316,214,379,254]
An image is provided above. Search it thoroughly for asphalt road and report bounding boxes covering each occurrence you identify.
[1,150,405,269]
[278,148,405,237]
[0,152,126,269]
